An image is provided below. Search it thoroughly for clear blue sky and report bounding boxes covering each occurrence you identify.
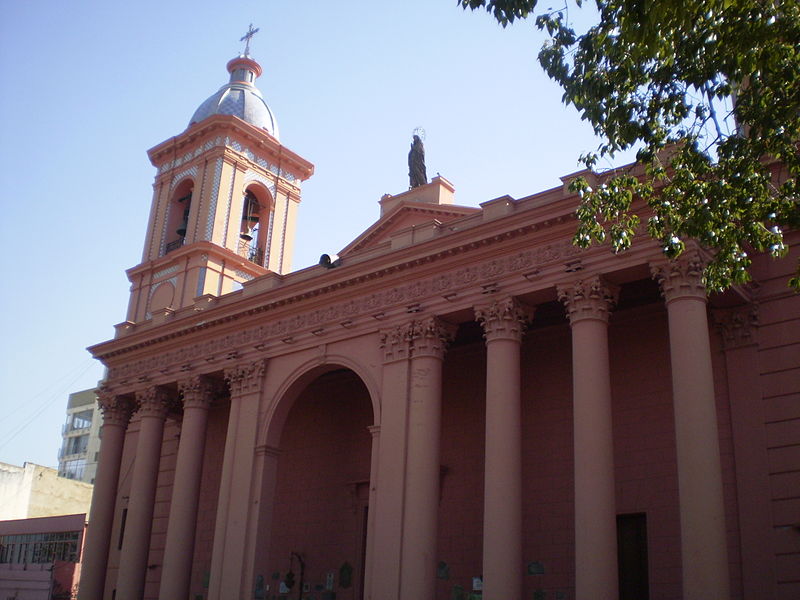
[0,0,628,469]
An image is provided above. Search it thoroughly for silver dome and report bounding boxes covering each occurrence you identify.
[189,55,279,139]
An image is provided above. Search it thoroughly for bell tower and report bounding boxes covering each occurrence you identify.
[125,36,313,324]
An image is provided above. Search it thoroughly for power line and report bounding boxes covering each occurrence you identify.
[0,358,97,456]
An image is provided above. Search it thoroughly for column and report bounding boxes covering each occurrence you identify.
[249,444,282,596]
[115,386,170,600]
[363,425,381,599]
[208,359,266,600]
[78,388,134,600]
[399,317,455,600]
[368,326,414,600]
[159,376,217,599]
[652,254,731,600]
[558,276,619,600]
[713,305,774,598]
[475,298,533,600]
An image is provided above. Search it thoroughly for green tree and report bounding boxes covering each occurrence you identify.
[460,0,800,290]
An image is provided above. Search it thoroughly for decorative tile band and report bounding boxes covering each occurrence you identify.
[153,264,181,279]
[204,158,224,241]
[170,166,198,190]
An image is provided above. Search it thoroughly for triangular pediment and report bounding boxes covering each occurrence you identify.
[339,176,479,256]
[340,200,479,256]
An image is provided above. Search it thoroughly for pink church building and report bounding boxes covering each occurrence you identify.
[79,47,800,600]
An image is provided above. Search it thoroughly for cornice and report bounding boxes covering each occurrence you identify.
[94,232,583,364]
[92,194,667,372]
[126,240,268,280]
[148,115,313,182]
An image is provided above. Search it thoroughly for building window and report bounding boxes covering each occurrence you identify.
[70,410,93,431]
[0,531,81,564]
[59,458,86,480]
[65,435,89,455]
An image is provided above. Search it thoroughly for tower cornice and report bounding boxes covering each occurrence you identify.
[147,114,314,182]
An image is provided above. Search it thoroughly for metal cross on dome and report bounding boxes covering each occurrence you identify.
[240,23,260,55]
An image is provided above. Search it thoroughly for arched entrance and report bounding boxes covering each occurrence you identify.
[261,366,375,600]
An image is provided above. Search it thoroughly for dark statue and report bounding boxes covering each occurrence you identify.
[408,134,427,188]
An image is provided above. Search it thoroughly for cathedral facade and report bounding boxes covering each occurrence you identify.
[79,49,800,600]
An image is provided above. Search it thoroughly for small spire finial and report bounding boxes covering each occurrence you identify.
[240,23,260,56]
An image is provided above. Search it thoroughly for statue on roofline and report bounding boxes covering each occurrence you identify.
[408,133,427,189]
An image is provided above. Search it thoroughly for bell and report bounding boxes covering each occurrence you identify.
[240,193,260,240]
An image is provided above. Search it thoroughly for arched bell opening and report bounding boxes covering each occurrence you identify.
[165,179,194,254]
[257,366,375,600]
[238,184,273,267]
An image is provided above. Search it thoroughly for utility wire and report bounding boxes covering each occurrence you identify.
[0,358,97,456]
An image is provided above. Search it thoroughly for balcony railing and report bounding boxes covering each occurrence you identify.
[247,246,264,266]
[237,240,265,267]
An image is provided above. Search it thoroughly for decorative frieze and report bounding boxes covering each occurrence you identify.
[557,276,619,325]
[109,239,587,379]
[713,305,760,350]
[178,375,221,410]
[134,387,172,419]
[475,297,535,343]
[651,251,707,302]
[96,386,135,428]
[224,359,267,396]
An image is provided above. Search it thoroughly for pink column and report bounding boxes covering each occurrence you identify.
[159,376,217,599]
[115,387,170,600]
[558,276,619,600]
[399,317,455,600]
[363,424,381,599]
[78,389,134,600]
[475,298,533,600]
[652,255,731,600]
[713,306,774,598]
[369,328,413,600]
[208,359,266,600]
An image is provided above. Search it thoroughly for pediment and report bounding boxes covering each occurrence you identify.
[339,200,479,256]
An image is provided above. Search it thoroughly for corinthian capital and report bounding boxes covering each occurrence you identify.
[96,385,135,428]
[380,323,414,364]
[134,387,171,419]
[224,359,267,397]
[178,375,220,410]
[557,275,619,325]
[408,317,457,360]
[475,297,534,343]
[712,305,759,350]
[651,251,708,303]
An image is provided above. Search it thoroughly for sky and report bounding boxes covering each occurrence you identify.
[0,0,632,469]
